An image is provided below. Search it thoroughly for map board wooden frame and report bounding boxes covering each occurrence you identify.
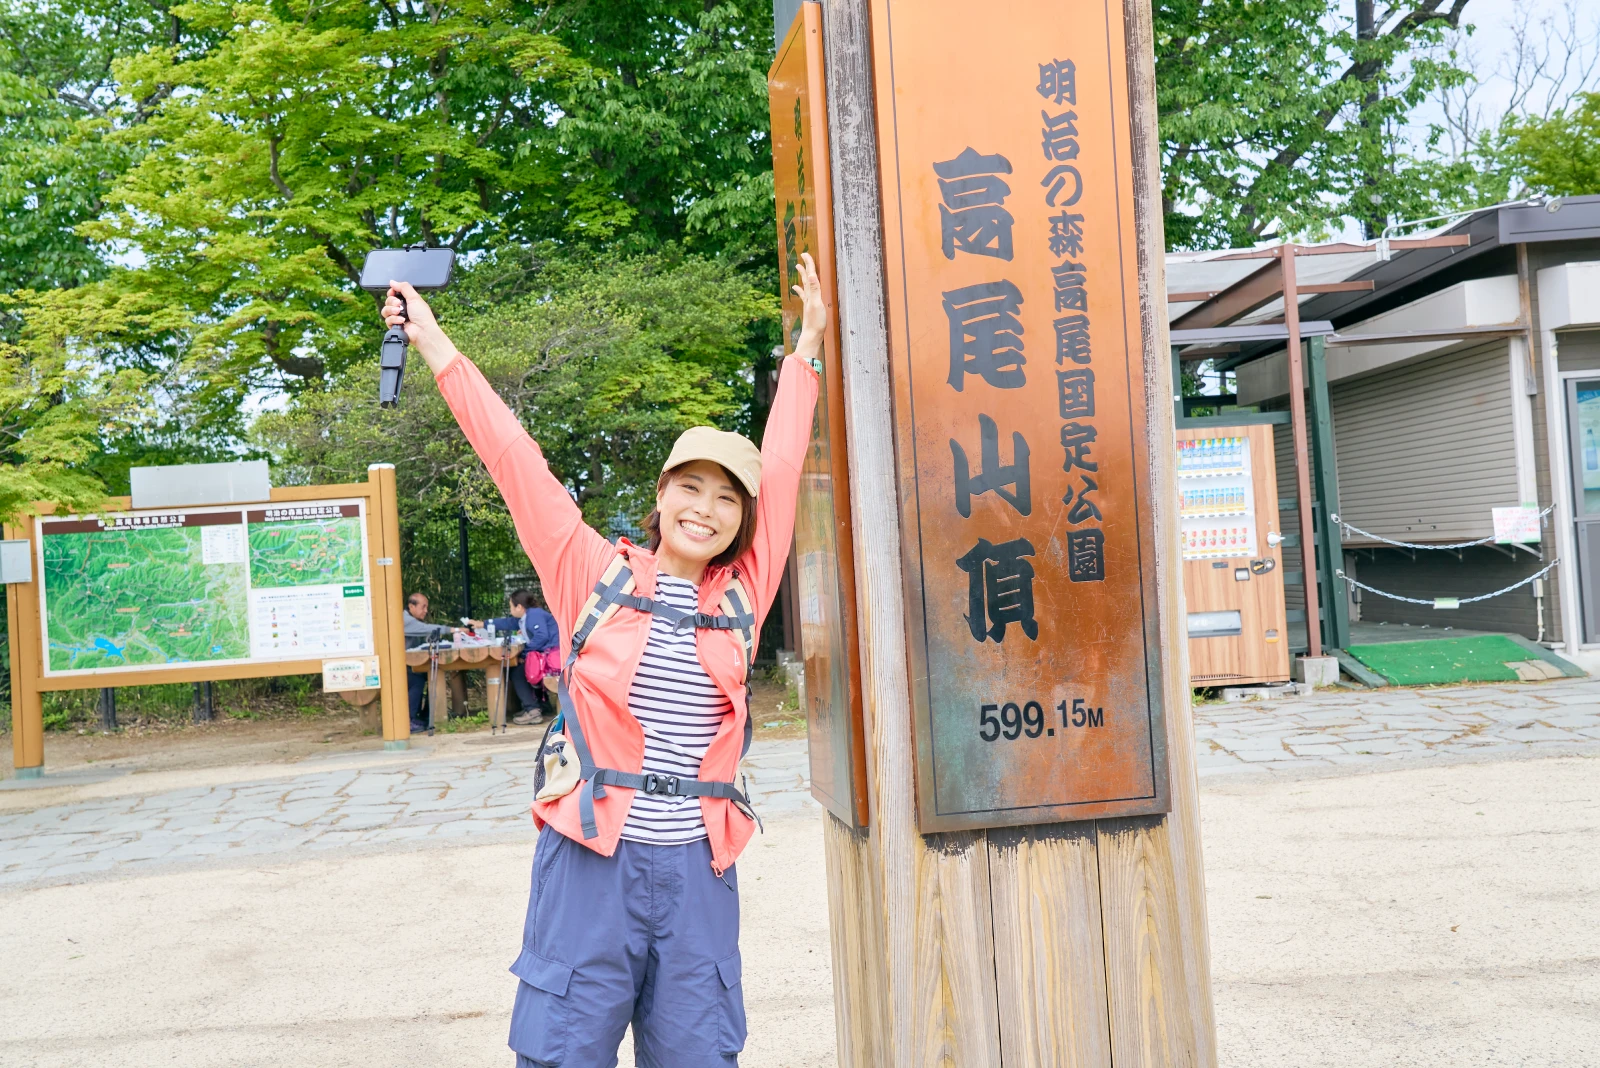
[5,467,411,774]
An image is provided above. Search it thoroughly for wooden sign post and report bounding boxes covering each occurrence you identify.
[4,463,412,778]
[773,1,1216,1064]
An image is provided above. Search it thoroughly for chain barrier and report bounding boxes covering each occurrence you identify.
[1335,558,1559,607]
[1331,505,1554,551]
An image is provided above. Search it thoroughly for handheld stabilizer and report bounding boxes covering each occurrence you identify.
[359,245,457,408]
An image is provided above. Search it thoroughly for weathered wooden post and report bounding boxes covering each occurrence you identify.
[771,1,1216,1064]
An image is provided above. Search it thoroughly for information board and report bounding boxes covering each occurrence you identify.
[770,3,869,827]
[38,499,374,677]
[870,0,1169,830]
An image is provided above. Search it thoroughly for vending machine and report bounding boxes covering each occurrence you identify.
[1177,424,1290,686]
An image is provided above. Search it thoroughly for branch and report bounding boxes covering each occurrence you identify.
[475,95,512,147]
[309,229,363,286]
[262,320,326,380]
[268,132,293,199]
[134,83,175,123]
[54,90,108,118]
[1241,0,1469,232]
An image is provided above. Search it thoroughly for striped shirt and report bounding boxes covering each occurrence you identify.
[620,575,733,845]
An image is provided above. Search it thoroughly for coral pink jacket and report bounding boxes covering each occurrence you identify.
[435,350,819,874]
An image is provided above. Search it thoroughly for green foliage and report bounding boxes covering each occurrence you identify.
[1155,0,1472,248]
[252,247,777,612]
[36,675,325,730]
[0,286,153,521]
[1501,92,1600,197]
[81,0,583,395]
[16,0,777,397]
[0,0,780,530]
[0,0,172,292]
[549,0,776,262]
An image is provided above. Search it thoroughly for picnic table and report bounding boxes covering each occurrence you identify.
[406,642,524,732]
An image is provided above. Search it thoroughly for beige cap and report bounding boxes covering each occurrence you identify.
[663,426,763,498]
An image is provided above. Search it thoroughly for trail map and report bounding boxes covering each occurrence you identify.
[248,517,365,588]
[37,500,372,677]
[41,519,250,672]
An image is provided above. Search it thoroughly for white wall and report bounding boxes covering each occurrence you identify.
[1239,276,1520,404]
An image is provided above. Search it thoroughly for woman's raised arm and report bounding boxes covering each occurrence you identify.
[383,282,615,637]
[737,253,826,622]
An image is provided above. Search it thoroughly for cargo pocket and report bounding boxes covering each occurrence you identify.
[715,951,747,1055]
[508,946,574,1065]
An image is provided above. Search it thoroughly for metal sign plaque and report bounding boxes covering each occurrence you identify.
[869,0,1169,830]
[770,2,869,827]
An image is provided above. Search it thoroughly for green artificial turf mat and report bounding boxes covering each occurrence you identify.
[1345,634,1562,686]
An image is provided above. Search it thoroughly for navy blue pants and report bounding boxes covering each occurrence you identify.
[509,669,542,714]
[407,668,426,725]
[510,830,746,1068]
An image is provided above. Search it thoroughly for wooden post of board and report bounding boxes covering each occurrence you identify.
[4,514,45,778]
[368,463,410,749]
[813,0,1216,1064]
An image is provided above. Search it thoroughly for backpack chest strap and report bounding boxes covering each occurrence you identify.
[614,592,750,635]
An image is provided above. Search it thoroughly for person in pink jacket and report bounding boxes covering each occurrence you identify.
[382,254,826,1068]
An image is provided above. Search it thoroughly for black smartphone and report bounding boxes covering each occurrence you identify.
[359,246,456,293]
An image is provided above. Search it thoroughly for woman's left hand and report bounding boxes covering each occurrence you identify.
[792,251,828,368]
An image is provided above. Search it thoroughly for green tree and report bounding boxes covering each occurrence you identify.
[0,0,193,293]
[548,0,776,263]
[252,248,777,611]
[35,0,775,394]
[1156,0,1472,249]
[1,0,780,516]
[1500,91,1600,197]
[0,287,149,521]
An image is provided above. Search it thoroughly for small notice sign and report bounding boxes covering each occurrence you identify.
[323,656,379,692]
[1493,505,1542,544]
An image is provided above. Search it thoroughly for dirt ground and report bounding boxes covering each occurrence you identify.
[4,751,1596,1066]
[1,676,803,780]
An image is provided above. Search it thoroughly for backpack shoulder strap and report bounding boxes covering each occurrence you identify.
[567,555,635,664]
[716,576,758,681]
[559,554,636,840]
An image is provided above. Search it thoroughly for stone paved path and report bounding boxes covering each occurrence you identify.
[1194,675,1600,775]
[0,738,814,889]
[5,676,1600,889]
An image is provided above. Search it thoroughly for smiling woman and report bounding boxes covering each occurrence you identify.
[644,440,761,576]
[379,253,828,1067]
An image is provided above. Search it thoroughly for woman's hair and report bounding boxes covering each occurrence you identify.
[643,463,757,569]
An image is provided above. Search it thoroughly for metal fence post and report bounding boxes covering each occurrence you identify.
[1307,333,1350,649]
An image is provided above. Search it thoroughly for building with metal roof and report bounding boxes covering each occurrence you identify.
[1167,194,1600,664]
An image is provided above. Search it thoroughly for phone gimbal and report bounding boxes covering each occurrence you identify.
[358,243,457,408]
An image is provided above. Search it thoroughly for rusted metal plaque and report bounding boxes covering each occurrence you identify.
[770,3,869,828]
[869,0,1169,831]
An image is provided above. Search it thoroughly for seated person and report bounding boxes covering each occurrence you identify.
[476,589,562,726]
[402,592,451,731]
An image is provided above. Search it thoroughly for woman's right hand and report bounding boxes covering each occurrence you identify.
[383,281,458,373]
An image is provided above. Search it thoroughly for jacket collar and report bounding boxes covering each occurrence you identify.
[615,538,732,606]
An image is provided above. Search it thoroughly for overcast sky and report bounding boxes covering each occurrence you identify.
[1408,0,1600,147]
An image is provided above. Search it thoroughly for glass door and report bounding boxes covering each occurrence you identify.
[1566,380,1600,641]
